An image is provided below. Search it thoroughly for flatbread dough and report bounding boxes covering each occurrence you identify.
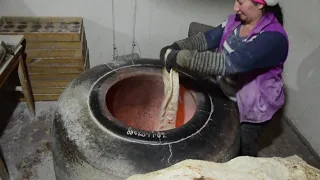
[157,49,180,131]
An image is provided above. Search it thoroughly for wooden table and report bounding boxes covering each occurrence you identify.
[0,35,35,118]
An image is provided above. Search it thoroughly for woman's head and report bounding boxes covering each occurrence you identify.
[234,0,283,25]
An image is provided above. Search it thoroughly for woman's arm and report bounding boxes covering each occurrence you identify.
[174,21,226,51]
[172,31,289,76]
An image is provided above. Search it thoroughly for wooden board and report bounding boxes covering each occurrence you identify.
[25,31,87,60]
[32,87,65,94]
[19,94,61,101]
[26,48,89,73]
[26,57,84,66]
[0,16,83,42]
[25,26,86,49]
[21,50,89,101]
[29,73,78,89]
[25,48,84,58]
[29,73,81,81]
[25,36,87,66]
[28,66,84,74]
[30,80,71,87]
[1,17,91,102]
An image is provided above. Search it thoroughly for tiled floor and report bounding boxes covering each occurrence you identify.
[0,101,319,180]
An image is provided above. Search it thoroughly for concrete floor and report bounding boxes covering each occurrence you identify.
[0,102,56,180]
[0,101,320,180]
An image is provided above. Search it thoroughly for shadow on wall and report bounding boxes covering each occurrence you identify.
[296,45,320,106]
[283,45,320,119]
[261,46,320,155]
[83,18,137,66]
[260,40,320,148]
[282,45,320,154]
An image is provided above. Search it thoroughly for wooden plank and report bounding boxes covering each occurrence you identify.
[25,33,86,58]
[0,33,82,42]
[28,66,84,74]
[81,29,88,67]
[2,16,82,24]
[26,41,82,49]
[28,64,85,74]
[27,57,83,65]
[25,26,85,49]
[30,80,71,87]
[26,48,83,58]
[84,48,90,70]
[0,16,83,42]
[20,94,60,101]
[29,73,80,81]
[32,87,65,94]
[38,63,82,68]
[28,62,83,69]
[18,54,35,118]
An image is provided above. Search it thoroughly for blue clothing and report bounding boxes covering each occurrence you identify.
[172,13,289,123]
[221,26,247,58]
[204,20,288,75]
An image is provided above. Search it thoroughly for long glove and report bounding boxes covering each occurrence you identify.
[164,49,226,76]
[160,43,181,64]
[160,32,209,64]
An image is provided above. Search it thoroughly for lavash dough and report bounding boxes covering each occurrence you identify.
[157,49,180,131]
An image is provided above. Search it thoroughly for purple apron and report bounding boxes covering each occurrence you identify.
[217,13,289,123]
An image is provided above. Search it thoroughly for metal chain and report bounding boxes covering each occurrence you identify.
[112,0,118,60]
[131,0,137,54]
[112,0,141,60]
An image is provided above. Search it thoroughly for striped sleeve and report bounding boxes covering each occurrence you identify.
[176,49,226,76]
[174,20,226,51]
[175,31,288,76]
[174,32,208,51]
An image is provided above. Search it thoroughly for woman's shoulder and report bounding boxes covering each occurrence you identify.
[264,23,288,37]
[262,13,288,38]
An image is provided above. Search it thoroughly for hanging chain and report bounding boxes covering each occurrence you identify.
[112,0,118,60]
[131,0,138,54]
[112,0,141,60]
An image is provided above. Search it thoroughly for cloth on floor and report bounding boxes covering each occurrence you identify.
[157,65,180,131]
[127,155,320,180]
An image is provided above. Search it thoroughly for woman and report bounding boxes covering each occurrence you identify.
[160,0,289,157]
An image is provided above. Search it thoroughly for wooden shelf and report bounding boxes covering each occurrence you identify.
[0,16,90,101]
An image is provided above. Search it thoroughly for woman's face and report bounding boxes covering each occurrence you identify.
[234,0,264,23]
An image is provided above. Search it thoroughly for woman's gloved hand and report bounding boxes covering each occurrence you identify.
[163,49,180,72]
[160,43,181,64]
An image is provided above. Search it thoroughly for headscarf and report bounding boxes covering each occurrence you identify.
[252,0,279,6]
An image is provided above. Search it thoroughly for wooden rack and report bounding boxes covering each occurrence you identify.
[0,16,90,101]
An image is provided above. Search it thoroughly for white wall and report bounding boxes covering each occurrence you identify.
[0,0,233,65]
[280,0,320,154]
[1,0,320,155]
